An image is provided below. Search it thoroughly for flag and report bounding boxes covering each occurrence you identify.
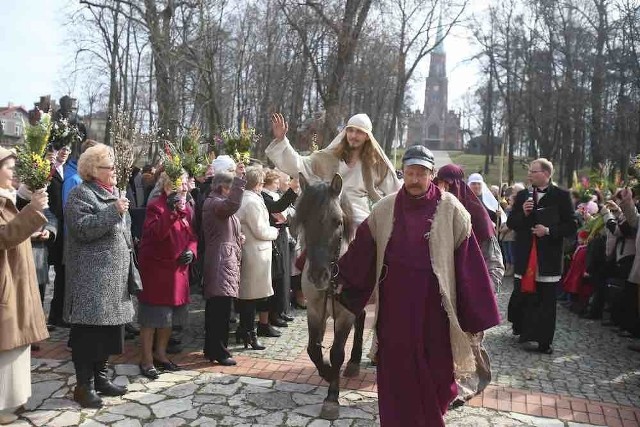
[521,238,538,293]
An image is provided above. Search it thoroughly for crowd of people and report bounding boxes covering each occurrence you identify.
[1,110,638,426]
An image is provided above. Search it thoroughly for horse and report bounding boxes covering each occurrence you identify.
[293,173,367,420]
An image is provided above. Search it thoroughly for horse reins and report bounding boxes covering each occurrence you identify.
[318,233,343,347]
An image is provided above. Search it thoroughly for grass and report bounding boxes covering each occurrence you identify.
[391,148,529,186]
[448,152,530,186]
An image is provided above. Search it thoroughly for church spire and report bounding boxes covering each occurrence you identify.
[433,6,445,54]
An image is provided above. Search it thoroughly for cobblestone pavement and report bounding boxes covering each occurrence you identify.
[486,285,640,408]
[45,278,640,407]
[16,358,605,426]
[35,275,640,426]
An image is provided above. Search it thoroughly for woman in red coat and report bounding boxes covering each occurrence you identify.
[137,172,197,379]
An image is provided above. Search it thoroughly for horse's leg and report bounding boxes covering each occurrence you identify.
[306,293,331,382]
[343,309,365,378]
[320,316,352,421]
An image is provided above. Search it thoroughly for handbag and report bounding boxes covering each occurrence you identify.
[128,250,143,295]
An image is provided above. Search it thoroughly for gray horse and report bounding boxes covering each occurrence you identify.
[294,173,367,420]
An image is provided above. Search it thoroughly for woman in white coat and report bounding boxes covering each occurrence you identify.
[237,167,279,349]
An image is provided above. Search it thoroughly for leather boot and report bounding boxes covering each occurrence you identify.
[244,330,266,350]
[94,360,127,396]
[73,362,103,408]
[257,323,282,337]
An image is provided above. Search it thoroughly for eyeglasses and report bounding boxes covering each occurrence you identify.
[59,147,72,153]
[528,170,544,174]
[98,165,115,171]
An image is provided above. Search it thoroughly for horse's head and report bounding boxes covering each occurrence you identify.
[295,173,353,290]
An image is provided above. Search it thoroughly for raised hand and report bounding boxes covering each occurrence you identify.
[271,113,288,141]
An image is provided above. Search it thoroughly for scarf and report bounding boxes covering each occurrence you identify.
[437,164,495,242]
[96,180,115,194]
[0,186,17,206]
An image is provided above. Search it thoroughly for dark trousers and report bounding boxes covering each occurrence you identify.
[507,278,525,334]
[204,297,232,361]
[522,281,557,348]
[48,263,66,324]
[237,298,269,332]
[270,275,290,317]
[615,282,639,335]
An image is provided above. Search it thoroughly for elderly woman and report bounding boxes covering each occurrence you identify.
[237,166,279,349]
[0,148,50,424]
[202,162,246,365]
[137,171,197,379]
[64,143,133,408]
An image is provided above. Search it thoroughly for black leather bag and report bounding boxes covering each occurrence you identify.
[128,251,143,295]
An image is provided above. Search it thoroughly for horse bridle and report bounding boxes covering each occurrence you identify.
[317,233,343,348]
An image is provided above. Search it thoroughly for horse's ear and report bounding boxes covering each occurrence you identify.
[298,173,308,192]
[329,173,343,197]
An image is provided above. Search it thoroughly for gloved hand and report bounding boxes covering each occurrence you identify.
[167,192,182,212]
[177,250,194,265]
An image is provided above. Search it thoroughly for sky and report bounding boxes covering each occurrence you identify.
[0,1,68,110]
[0,1,484,115]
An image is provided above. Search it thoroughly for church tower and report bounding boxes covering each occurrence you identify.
[405,11,462,151]
[423,13,449,150]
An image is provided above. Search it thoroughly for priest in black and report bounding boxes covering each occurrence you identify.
[507,158,577,354]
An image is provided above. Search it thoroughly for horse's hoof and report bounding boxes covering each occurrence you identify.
[342,362,360,378]
[320,399,340,420]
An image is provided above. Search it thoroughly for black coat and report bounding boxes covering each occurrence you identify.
[262,189,298,281]
[46,168,65,265]
[507,185,577,277]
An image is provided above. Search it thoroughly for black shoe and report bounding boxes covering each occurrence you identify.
[46,324,57,332]
[229,316,238,324]
[94,360,127,396]
[281,313,294,322]
[31,344,41,352]
[257,323,282,337]
[168,336,182,346]
[139,364,160,380]
[73,362,103,408]
[153,359,181,371]
[244,331,266,350]
[269,317,288,328]
[216,357,237,366]
[73,384,103,408]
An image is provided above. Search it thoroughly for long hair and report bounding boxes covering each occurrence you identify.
[331,134,378,169]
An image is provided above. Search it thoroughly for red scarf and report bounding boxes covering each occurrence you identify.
[96,180,115,194]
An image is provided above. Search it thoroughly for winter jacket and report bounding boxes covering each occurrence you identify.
[63,181,134,325]
[202,177,245,299]
[137,192,198,306]
[0,188,49,351]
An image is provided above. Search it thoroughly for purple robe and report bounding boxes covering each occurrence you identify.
[338,185,500,427]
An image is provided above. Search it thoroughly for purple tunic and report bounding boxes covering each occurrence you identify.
[338,185,500,427]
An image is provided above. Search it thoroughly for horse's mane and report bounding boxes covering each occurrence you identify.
[294,179,354,244]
